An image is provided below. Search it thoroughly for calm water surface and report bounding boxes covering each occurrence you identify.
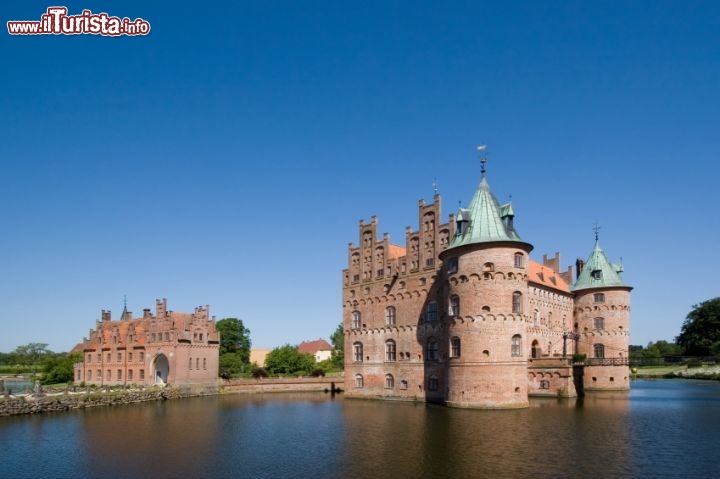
[2,379,720,478]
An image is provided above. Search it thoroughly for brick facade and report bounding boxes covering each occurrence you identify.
[342,172,631,409]
[73,298,220,387]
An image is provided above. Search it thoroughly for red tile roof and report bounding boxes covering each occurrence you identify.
[528,260,570,293]
[298,339,332,354]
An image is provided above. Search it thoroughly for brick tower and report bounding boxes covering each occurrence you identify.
[439,161,533,408]
[572,237,632,391]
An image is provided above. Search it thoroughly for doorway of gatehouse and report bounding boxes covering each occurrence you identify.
[154,354,169,385]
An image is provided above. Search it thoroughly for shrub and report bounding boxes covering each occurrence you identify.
[251,367,268,378]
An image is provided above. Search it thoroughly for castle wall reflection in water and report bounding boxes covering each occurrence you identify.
[2,380,720,478]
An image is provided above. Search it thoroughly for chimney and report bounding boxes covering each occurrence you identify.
[143,308,151,319]
[575,259,585,279]
[102,310,111,322]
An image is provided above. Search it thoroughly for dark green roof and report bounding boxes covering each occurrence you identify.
[571,241,627,291]
[448,176,526,249]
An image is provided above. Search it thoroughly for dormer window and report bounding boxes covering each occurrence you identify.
[591,269,602,280]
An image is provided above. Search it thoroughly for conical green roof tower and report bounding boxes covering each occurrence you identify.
[572,239,628,291]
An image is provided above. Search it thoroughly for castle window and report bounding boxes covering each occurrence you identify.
[428,375,439,391]
[531,340,540,359]
[533,310,539,326]
[449,295,460,316]
[591,269,603,280]
[106,370,111,381]
[426,337,439,361]
[385,340,396,361]
[189,357,192,370]
[540,380,550,389]
[511,334,522,357]
[352,311,361,329]
[196,358,200,369]
[353,342,364,363]
[128,352,133,362]
[594,344,605,359]
[128,369,133,381]
[483,262,494,272]
[400,380,408,390]
[97,369,101,380]
[87,354,92,363]
[446,257,458,274]
[514,253,524,268]
[87,370,92,380]
[386,306,396,326]
[451,337,461,358]
[594,293,605,303]
[117,369,122,381]
[117,352,122,362]
[139,369,145,380]
[107,353,111,362]
[139,351,145,362]
[426,301,438,321]
[512,292,523,314]
[385,374,394,389]
[594,317,605,330]
[355,374,364,388]
[166,332,171,341]
[97,353,101,362]
[203,358,207,370]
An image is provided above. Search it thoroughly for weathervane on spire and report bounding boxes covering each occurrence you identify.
[477,144,487,177]
[593,222,601,242]
[123,294,127,309]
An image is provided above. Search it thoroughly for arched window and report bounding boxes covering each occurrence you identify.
[385,340,396,361]
[352,311,361,329]
[385,306,396,326]
[512,292,523,314]
[353,342,363,362]
[511,334,522,357]
[385,374,394,389]
[451,337,461,358]
[426,337,439,361]
[594,343,605,359]
[533,309,539,326]
[449,295,460,316]
[514,253,524,268]
[426,301,438,321]
[594,317,605,330]
[400,380,408,390]
[531,340,541,359]
[354,374,364,388]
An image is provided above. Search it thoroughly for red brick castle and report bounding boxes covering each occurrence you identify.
[342,154,632,408]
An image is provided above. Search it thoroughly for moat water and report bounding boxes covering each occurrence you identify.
[1,379,720,478]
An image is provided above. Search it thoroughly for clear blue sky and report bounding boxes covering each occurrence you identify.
[2,1,719,353]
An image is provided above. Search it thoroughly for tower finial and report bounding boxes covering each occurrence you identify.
[593,222,601,242]
[123,294,127,309]
[477,144,487,177]
[433,178,438,196]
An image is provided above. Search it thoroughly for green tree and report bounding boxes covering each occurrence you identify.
[676,298,720,356]
[265,344,316,376]
[216,318,251,362]
[330,323,344,369]
[215,318,251,379]
[14,343,50,366]
[42,352,82,385]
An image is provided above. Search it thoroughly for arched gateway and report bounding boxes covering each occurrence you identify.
[153,354,170,385]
